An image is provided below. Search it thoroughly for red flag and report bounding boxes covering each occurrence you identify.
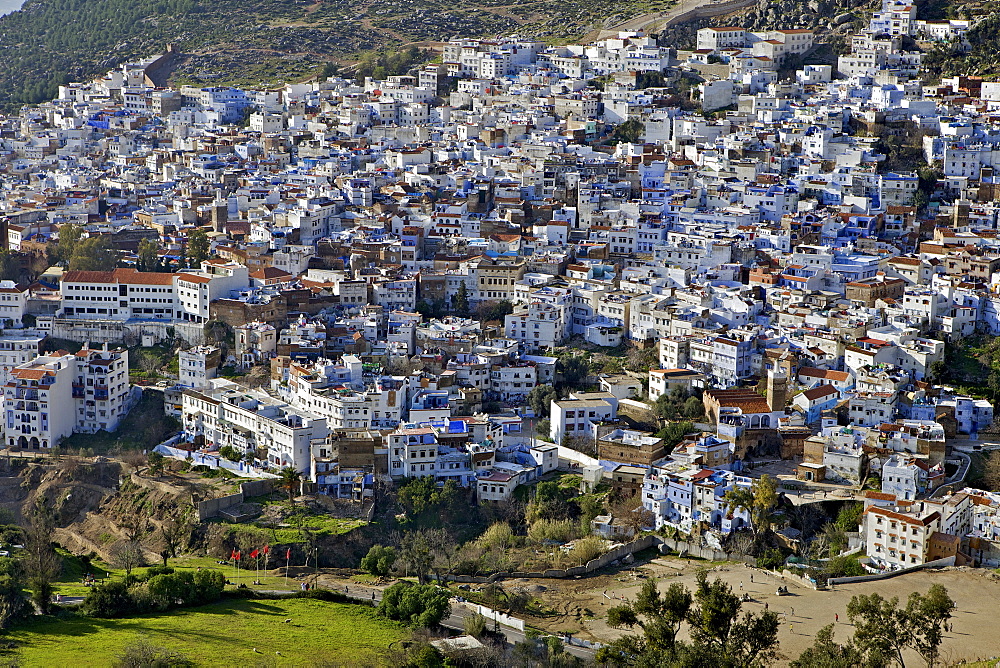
[249,548,259,559]
[286,548,291,560]
[235,551,241,561]
[263,545,270,555]
[230,548,237,560]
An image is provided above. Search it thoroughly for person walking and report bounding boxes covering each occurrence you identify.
[835,613,839,623]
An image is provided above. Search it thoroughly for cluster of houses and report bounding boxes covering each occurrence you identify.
[0,0,998,561]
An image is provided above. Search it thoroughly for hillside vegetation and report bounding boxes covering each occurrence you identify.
[0,0,677,109]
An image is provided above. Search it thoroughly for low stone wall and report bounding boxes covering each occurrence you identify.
[437,535,658,583]
[656,536,758,565]
[195,479,275,521]
[828,556,956,586]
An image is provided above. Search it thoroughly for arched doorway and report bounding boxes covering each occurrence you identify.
[29,437,39,450]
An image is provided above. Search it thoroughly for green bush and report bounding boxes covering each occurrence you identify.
[360,545,396,577]
[83,580,137,618]
[377,582,451,628]
[756,548,786,571]
[84,569,226,617]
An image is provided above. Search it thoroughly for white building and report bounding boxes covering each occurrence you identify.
[5,345,132,449]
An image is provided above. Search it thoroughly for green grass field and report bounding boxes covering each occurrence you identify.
[4,598,406,667]
[53,552,315,598]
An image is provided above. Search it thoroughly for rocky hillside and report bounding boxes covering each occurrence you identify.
[0,457,210,561]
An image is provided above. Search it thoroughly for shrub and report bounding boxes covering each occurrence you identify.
[527,519,578,544]
[569,536,606,565]
[756,548,786,571]
[464,612,487,638]
[360,545,397,577]
[477,522,513,552]
[83,580,137,618]
[377,582,451,628]
[113,636,194,668]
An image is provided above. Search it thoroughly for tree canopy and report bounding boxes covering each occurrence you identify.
[377,581,451,628]
[598,571,780,667]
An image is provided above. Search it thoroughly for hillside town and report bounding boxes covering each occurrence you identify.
[0,0,998,591]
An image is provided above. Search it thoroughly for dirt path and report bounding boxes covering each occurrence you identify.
[588,0,757,42]
[520,559,1000,665]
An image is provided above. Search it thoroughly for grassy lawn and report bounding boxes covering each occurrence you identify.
[4,598,405,666]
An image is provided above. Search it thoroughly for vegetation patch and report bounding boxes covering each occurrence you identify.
[2,597,405,665]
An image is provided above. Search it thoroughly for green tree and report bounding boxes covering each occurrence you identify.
[598,571,779,667]
[218,446,242,462]
[147,452,165,476]
[687,570,780,667]
[724,475,778,537]
[360,545,397,577]
[556,355,590,389]
[377,582,451,628]
[452,281,469,316]
[0,557,30,629]
[606,578,692,654]
[476,299,514,323]
[23,499,61,614]
[185,228,211,266]
[656,421,695,452]
[791,624,864,668]
[278,467,302,504]
[527,384,557,418]
[611,118,645,144]
[0,249,21,283]
[847,584,955,668]
[683,395,704,419]
[397,476,459,517]
[55,223,83,264]
[69,235,118,271]
[834,502,864,532]
[136,238,161,272]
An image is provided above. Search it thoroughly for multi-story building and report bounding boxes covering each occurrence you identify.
[550,392,618,445]
[182,382,328,474]
[4,345,132,449]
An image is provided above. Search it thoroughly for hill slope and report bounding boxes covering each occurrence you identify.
[0,0,677,108]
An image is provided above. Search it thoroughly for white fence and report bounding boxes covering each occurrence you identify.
[461,602,525,632]
[153,443,277,479]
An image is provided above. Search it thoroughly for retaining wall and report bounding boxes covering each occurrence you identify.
[195,478,276,521]
[828,556,956,585]
[656,536,758,565]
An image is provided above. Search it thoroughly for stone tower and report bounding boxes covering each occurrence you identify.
[766,369,787,413]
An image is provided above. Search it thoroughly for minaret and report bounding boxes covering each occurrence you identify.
[212,188,227,233]
[766,368,787,413]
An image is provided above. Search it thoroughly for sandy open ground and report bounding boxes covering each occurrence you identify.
[511,558,1000,665]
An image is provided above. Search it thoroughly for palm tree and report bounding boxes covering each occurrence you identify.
[278,467,302,505]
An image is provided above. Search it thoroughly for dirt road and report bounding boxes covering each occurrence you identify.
[590,0,757,41]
